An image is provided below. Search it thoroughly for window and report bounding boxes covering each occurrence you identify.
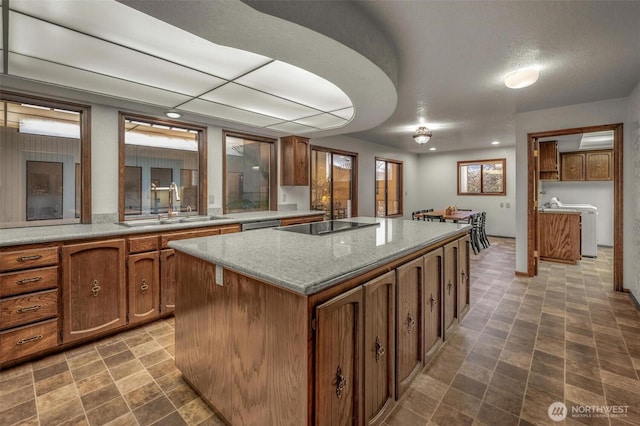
[223,131,276,213]
[311,147,357,220]
[0,92,90,228]
[375,159,403,217]
[457,158,506,195]
[119,113,207,221]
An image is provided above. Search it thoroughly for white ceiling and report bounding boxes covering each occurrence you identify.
[2,1,639,154]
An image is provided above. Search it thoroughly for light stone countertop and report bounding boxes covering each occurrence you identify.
[169,217,471,296]
[0,210,323,247]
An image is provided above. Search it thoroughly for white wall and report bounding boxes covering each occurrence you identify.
[415,146,516,237]
[91,105,119,219]
[514,97,630,277]
[540,181,614,246]
[626,81,640,300]
[280,135,420,217]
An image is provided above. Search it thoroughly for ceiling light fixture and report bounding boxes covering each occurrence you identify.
[491,141,500,145]
[165,111,182,119]
[413,126,432,144]
[504,67,539,89]
[429,147,437,151]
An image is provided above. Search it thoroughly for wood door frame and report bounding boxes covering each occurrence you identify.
[526,123,623,291]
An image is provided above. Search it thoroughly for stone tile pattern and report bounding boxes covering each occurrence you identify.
[2,238,639,425]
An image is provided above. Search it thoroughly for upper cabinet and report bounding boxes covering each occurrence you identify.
[539,141,560,181]
[280,136,309,186]
[560,149,613,181]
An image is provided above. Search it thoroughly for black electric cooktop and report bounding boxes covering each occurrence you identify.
[277,220,379,235]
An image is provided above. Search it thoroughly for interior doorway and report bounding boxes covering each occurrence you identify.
[526,123,623,291]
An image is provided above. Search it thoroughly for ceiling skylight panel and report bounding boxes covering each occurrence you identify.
[330,107,355,121]
[11,0,272,80]
[235,61,353,112]
[295,113,348,130]
[266,122,316,134]
[202,83,319,121]
[9,12,223,96]
[179,99,283,127]
[10,54,192,107]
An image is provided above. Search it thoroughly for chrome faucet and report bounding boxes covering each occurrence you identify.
[168,182,180,218]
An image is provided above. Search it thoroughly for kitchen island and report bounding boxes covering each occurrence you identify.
[169,217,471,425]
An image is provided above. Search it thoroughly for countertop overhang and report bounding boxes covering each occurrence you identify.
[169,217,471,295]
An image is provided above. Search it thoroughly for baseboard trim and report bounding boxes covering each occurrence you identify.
[515,271,529,277]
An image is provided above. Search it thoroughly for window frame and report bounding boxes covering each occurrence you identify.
[222,130,277,214]
[1,90,92,225]
[118,112,207,221]
[375,157,403,217]
[309,145,358,219]
[457,158,506,196]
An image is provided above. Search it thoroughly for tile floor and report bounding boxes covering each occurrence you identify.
[1,237,639,425]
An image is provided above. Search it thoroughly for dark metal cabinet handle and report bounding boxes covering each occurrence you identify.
[447,281,453,295]
[430,294,437,312]
[140,279,149,294]
[17,254,42,262]
[375,336,385,362]
[407,312,416,332]
[335,366,347,399]
[91,279,101,297]
[17,304,42,314]
[17,335,43,345]
[17,276,43,285]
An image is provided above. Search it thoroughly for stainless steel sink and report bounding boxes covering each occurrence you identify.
[179,215,226,223]
[119,215,227,227]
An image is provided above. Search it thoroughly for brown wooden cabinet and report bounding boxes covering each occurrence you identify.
[586,150,613,180]
[424,249,443,358]
[561,152,586,181]
[539,212,581,263]
[160,249,176,315]
[280,135,309,186]
[315,286,363,426]
[62,239,126,344]
[395,257,423,399]
[457,235,471,322]
[363,271,395,426]
[128,251,160,325]
[0,245,61,365]
[561,149,613,181]
[279,214,324,227]
[539,141,559,180]
[443,241,458,336]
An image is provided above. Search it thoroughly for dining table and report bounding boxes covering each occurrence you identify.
[417,209,480,223]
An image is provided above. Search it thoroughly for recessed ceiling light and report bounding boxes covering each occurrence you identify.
[165,111,182,119]
[429,147,437,151]
[491,141,500,145]
[504,67,539,89]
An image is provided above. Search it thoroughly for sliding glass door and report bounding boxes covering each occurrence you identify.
[311,147,357,220]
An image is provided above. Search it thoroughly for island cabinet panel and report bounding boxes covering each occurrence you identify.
[175,254,308,426]
[395,257,423,399]
[424,249,443,357]
[159,249,176,314]
[315,286,363,426]
[61,239,126,344]
[457,235,471,322]
[363,271,396,426]
[128,252,160,325]
[443,241,458,336]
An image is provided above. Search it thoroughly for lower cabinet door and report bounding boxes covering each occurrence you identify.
[128,252,160,325]
[395,257,424,399]
[424,248,443,356]
[62,239,126,343]
[160,249,176,314]
[443,241,458,337]
[315,286,363,426]
[458,235,471,321]
[363,271,395,426]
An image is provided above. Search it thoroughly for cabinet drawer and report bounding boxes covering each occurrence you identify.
[0,266,59,298]
[218,224,241,235]
[161,228,221,248]
[129,235,159,253]
[0,319,58,364]
[0,247,59,272]
[1,289,58,330]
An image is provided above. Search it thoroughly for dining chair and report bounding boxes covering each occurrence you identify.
[480,211,490,248]
[470,213,482,254]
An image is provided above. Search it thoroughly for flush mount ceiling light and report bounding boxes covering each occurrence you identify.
[413,126,432,144]
[491,141,500,145]
[165,111,182,119]
[504,67,540,89]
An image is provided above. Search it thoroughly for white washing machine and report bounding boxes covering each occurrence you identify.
[548,198,598,257]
